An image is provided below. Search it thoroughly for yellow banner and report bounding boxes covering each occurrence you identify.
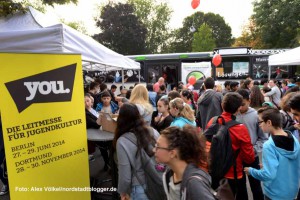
[0,53,90,200]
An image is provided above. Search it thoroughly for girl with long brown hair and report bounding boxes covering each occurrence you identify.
[250,85,265,109]
[113,103,159,200]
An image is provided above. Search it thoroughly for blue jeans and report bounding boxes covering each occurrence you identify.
[131,185,148,200]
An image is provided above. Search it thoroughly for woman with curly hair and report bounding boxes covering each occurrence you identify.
[113,103,159,200]
[250,85,265,109]
[154,125,214,200]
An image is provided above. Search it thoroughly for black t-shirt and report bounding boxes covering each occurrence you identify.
[151,115,173,133]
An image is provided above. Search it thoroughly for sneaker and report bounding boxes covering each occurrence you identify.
[0,185,9,196]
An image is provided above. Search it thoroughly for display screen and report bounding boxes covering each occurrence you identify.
[216,61,249,79]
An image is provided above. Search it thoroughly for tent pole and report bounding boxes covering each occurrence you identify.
[268,64,271,80]
[121,69,124,88]
[138,70,140,83]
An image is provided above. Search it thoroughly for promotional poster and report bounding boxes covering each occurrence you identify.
[181,62,211,89]
[0,53,90,200]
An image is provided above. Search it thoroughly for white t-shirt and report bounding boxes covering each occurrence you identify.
[169,176,181,200]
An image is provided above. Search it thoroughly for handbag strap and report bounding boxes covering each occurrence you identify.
[122,128,155,193]
[271,98,280,109]
[123,134,147,191]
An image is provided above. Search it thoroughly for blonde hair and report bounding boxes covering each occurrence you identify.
[215,84,222,93]
[169,98,195,122]
[130,84,153,113]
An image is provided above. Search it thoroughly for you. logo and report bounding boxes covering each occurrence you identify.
[24,81,70,101]
[5,64,77,113]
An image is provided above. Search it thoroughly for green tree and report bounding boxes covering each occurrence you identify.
[160,29,185,53]
[252,0,300,48]
[0,0,77,17]
[0,0,25,17]
[192,24,216,52]
[233,17,264,48]
[65,21,87,35]
[128,0,172,53]
[93,3,147,55]
[42,0,77,6]
[168,12,233,53]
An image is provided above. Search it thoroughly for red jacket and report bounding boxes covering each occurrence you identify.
[206,112,255,179]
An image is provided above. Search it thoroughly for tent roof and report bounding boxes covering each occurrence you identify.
[269,46,300,66]
[0,7,140,71]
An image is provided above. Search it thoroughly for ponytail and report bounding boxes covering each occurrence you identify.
[170,98,195,122]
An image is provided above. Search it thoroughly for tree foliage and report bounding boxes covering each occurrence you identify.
[252,0,300,48]
[0,0,76,17]
[128,0,172,53]
[167,12,233,53]
[233,17,264,48]
[65,21,87,34]
[0,0,25,17]
[42,0,77,6]
[93,3,147,55]
[192,24,216,52]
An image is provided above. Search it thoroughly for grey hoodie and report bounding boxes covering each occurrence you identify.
[197,90,223,130]
[236,107,268,153]
[163,164,215,200]
[116,128,159,194]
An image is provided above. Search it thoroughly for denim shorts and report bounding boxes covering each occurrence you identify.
[131,185,149,200]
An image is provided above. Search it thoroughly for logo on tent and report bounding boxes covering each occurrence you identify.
[5,64,77,113]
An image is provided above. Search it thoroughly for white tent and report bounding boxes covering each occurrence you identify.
[269,46,300,66]
[0,7,140,71]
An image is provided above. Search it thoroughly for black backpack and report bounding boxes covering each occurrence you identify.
[204,116,241,189]
[281,110,295,129]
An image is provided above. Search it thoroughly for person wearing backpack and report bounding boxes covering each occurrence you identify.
[279,92,297,130]
[113,103,161,200]
[154,125,214,200]
[236,89,267,200]
[244,107,300,200]
[205,92,255,200]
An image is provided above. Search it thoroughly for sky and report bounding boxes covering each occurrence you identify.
[47,0,255,37]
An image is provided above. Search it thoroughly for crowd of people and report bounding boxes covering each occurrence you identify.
[83,76,300,200]
[1,76,299,200]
